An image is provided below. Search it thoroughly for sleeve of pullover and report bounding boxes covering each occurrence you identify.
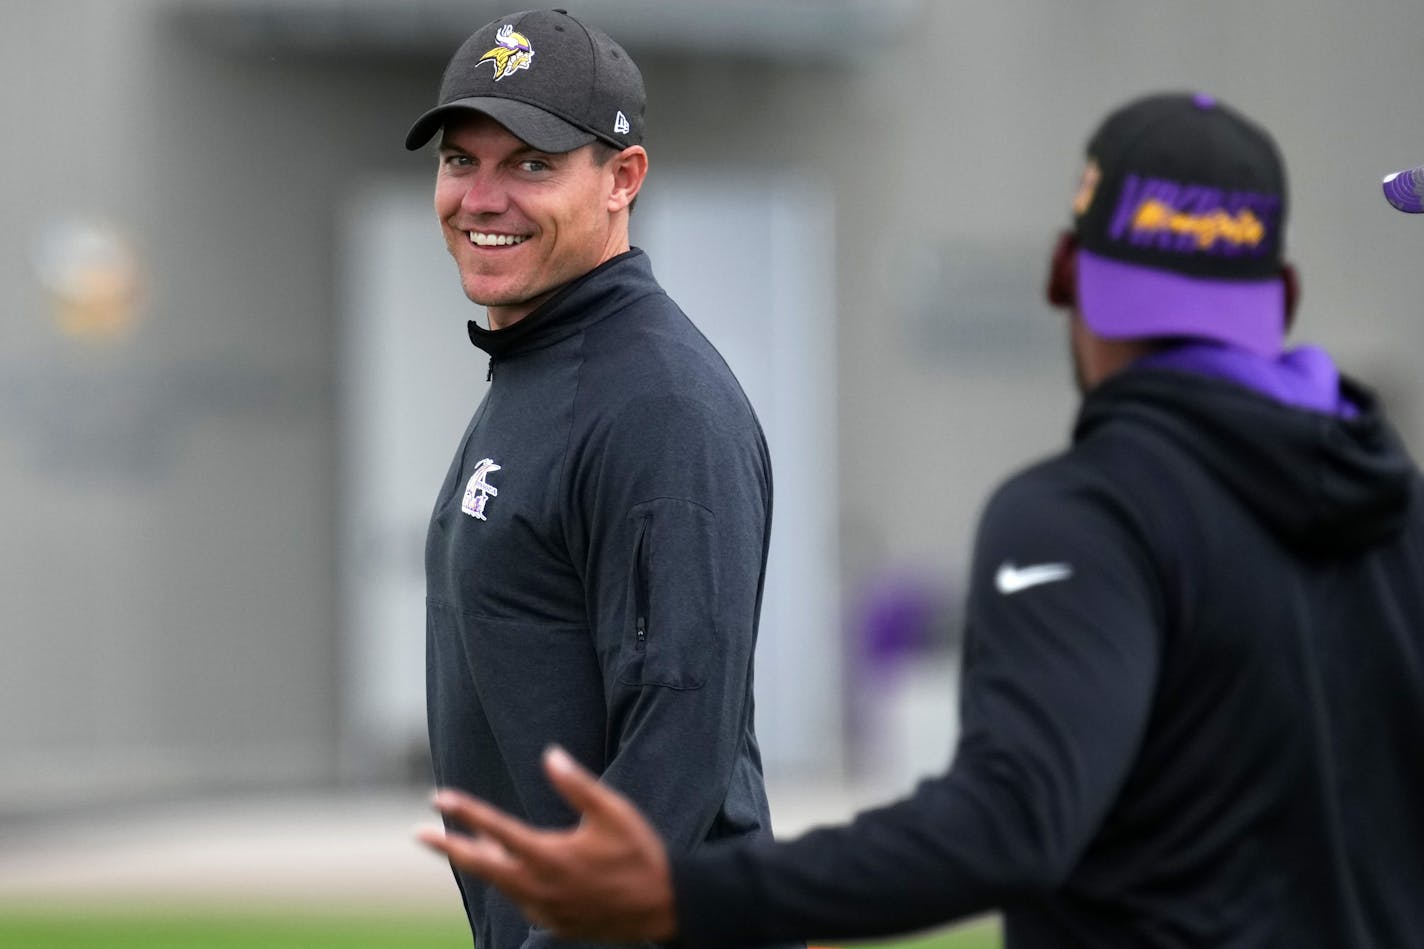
[670,467,1165,947]
[578,388,773,852]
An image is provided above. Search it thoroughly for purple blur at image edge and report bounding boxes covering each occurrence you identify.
[1382,165,1424,213]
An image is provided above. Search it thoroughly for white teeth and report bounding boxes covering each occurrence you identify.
[468,231,529,247]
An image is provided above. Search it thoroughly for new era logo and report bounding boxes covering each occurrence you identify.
[613,111,630,136]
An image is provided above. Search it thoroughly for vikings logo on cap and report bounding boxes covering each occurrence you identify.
[478,24,534,81]
[1096,173,1281,258]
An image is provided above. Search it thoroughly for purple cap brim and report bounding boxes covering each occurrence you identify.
[1382,166,1424,213]
[1077,248,1285,356]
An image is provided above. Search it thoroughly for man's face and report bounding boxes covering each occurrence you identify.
[435,113,623,328]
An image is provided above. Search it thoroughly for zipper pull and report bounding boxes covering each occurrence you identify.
[486,359,495,382]
[635,615,647,644]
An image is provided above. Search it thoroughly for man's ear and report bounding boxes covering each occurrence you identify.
[1281,262,1300,333]
[608,145,648,213]
[1046,230,1078,308]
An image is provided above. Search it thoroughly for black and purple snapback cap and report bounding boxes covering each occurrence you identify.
[1071,92,1289,355]
[405,8,645,154]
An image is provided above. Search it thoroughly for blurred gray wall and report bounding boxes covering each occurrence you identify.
[2,0,1421,811]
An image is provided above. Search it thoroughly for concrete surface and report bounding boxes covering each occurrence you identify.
[0,779,900,915]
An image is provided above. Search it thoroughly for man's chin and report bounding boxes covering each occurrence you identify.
[461,281,527,308]
[463,283,562,329]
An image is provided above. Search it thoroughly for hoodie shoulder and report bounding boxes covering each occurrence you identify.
[1076,369,1418,556]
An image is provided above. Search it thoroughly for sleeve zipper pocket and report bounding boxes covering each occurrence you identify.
[632,514,650,649]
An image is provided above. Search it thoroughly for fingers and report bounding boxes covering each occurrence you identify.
[541,745,604,814]
[543,745,643,829]
[433,788,546,861]
[418,817,566,931]
[416,823,543,905]
[416,824,511,872]
[418,768,677,943]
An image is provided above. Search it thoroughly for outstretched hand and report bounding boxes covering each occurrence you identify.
[417,746,677,941]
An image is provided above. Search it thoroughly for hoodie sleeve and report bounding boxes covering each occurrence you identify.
[669,465,1165,947]
[577,388,772,852]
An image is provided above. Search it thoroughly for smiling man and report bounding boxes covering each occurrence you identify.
[404,10,793,949]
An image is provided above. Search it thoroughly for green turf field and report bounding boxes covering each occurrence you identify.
[0,911,999,948]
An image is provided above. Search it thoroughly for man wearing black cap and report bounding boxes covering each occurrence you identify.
[418,92,1424,948]
[406,10,789,949]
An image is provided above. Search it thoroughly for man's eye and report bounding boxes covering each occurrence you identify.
[441,154,472,168]
[520,159,550,173]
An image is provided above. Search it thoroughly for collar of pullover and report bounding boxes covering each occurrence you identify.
[465,248,657,361]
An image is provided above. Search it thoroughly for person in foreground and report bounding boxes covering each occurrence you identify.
[419,92,1424,947]
[407,9,791,947]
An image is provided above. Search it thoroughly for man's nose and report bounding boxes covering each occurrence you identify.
[460,172,509,215]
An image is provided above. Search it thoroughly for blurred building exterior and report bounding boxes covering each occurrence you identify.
[3,0,1421,815]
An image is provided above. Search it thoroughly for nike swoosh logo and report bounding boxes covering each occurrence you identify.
[995,561,1074,595]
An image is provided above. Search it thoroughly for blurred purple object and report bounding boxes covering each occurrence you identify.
[859,575,947,672]
[1382,165,1424,213]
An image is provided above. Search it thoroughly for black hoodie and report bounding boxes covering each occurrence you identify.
[673,366,1424,948]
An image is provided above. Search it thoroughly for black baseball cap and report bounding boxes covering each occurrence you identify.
[405,8,645,154]
[1070,92,1290,355]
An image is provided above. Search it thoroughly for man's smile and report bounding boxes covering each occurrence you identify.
[468,231,531,247]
